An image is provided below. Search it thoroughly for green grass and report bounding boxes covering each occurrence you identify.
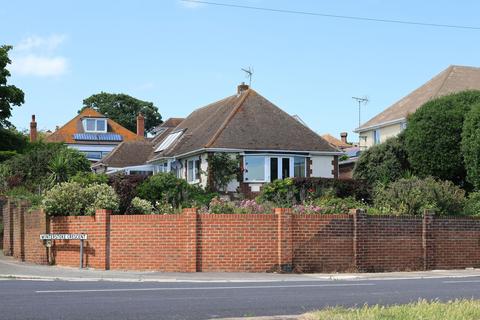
[302,299,480,320]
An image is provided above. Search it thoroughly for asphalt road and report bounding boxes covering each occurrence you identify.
[1,277,480,320]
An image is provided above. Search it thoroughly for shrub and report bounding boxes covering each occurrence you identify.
[137,173,212,209]
[127,197,154,214]
[42,182,86,216]
[43,182,119,216]
[4,186,43,208]
[0,150,17,162]
[48,148,91,185]
[462,103,480,190]
[207,153,240,192]
[207,198,236,214]
[464,191,480,216]
[0,128,27,152]
[258,178,297,207]
[404,90,480,185]
[314,196,368,214]
[70,172,109,186]
[83,184,119,215]
[203,198,273,214]
[292,204,324,214]
[373,176,465,216]
[108,173,147,214]
[353,135,409,186]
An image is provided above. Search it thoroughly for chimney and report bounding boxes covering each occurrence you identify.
[237,82,249,94]
[136,113,145,137]
[30,115,37,142]
[340,132,348,144]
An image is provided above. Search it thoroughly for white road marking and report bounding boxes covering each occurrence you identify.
[36,283,375,293]
[443,280,480,284]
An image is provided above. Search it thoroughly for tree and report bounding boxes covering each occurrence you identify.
[353,135,409,186]
[404,91,480,185]
[461,103,480,190]
[81,92,162,134]
[207,153,240,192]
[0,45,24,128]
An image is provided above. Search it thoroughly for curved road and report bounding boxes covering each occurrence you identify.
[1,277,480,319]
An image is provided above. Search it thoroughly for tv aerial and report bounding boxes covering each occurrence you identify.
[241,67,254,86]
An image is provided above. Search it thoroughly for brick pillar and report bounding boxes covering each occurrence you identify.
[276,208,293,272]
[18,201,28,261]
[3,200,13,256]
[352,208,367,272]
[422,210,435,271]
[95,209,111,270]
[12,201,23,260]
[184,208,198,272]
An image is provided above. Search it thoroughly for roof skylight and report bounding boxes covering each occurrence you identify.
[155,131,183,152]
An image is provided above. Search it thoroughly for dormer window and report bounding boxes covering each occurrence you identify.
[83,118,107,133]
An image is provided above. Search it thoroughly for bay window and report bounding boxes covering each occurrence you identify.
[187,158,201,182]
[244,156,265,182]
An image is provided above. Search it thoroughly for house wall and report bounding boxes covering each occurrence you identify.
[359,123,403,149]
[6,201,480,273]
[311,155,334,178]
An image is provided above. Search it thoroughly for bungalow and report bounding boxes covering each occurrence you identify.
[100,83,342,195]
[43,108,145,161]
[355,65,480,149]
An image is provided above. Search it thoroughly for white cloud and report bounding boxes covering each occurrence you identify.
[179,0,204,9]
[11,34,68,77]
[16,34,67,52]
[11,55,67,77]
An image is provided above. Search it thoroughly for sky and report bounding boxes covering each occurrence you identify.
[2,0,480,140]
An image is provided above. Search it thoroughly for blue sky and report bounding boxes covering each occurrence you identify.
[2,0,480,140]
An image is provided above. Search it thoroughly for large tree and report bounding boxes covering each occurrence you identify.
[404,90,480,186]
[0,45,24,128]
[353,135,409,186]
[461,102,480,190]
[80,92,162,134]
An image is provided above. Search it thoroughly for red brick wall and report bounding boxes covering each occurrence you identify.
[50,215,101,268]
[109,214,189,271]
[357,215,424,272]
[431,217,480,269]
[292,214,354,272]
[197,213,278,272]
[4,200,480,273]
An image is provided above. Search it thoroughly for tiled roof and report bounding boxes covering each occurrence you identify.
[321,134,350,149]
[93,140,154,168]
[45,108,142,144]
[357,65,480,131]
[150,88,339,160]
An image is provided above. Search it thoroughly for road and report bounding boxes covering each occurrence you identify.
[1,277,480,319]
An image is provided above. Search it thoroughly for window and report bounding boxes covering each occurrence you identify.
[294,157,306,178]
[187,158,201,182]
[373,129,381,145]
[281,158,290,179]
[244,156,265,182]
[157,162,169,173]
[155,131,183,152]
[400,122,407,131]
[83,118,107,133]
[82,151,109,160]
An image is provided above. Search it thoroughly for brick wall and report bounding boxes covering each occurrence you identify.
[4,200,480,273]
[292,214,354,273]
[198,213,278,272]
[2,200,48,264]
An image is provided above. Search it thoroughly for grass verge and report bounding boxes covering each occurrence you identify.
[301,299,480,320]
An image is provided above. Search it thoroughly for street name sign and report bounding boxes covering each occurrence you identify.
[40,234,88,240]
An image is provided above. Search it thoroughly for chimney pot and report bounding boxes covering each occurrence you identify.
[137,113,145,137]
[30,114,37,142]
[237,82,249,94]
[340,132,348,144]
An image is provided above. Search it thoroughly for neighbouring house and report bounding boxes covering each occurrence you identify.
[321,132,360,179]
[42,108,145,162]
[321,132,351,150]
[355,65,480,149]
[92,118,185,175]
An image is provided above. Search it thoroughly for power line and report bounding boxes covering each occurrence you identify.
[180,0,480,31]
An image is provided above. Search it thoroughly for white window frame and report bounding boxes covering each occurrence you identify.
[83,118,107,133]
[244,155,307,183]
[155,131,183,152]
[373,129,381,145]
[187,158,201,183]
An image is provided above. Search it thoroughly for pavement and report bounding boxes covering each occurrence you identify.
[1,252,480,283]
